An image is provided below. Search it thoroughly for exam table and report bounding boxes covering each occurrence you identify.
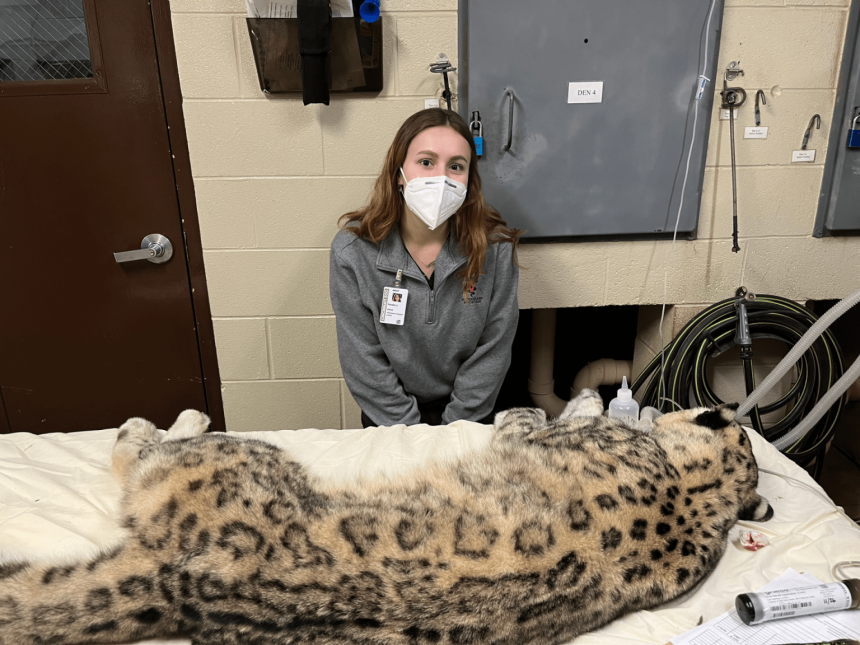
[1,421,858,644]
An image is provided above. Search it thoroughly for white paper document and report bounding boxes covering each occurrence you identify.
[671,568,860,645]
[246,0,354,18]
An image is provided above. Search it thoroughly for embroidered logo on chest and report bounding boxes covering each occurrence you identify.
[466,283,483,305]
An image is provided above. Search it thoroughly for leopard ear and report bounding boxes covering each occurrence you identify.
[694,402,739,430]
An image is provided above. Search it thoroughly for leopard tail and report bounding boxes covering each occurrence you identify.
[0,544,183,645]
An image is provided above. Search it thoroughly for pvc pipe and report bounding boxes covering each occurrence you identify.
[736,285,860,420]
[571,359,633,399]
[528,308,567,418]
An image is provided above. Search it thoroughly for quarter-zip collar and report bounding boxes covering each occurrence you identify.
[376,223,467,285]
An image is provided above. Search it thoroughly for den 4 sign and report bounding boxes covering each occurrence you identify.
[568,82,604,104]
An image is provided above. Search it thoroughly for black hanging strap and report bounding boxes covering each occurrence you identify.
[297,0,332,105]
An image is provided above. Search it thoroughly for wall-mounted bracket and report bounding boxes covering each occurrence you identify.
[725,61,744,82]
[430,53,456,110]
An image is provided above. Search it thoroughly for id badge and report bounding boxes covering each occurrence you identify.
[380,287,408,325]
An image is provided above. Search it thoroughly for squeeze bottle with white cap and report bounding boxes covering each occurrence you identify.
[608,376,639,426]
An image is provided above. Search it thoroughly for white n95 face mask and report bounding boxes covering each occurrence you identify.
[399,167,467,230]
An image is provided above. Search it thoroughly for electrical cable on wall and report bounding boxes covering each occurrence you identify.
[657,0,719,411]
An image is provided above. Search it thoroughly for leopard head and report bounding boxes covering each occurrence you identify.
[652,402,773,523]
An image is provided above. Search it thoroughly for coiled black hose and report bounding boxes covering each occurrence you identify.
[631,294,846,480]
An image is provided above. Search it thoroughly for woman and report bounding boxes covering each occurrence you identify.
[329,108,522,428]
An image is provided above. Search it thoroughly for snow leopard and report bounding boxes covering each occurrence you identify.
[0,389,772,645]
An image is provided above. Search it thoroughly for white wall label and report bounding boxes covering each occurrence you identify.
[568,82,603,104]
[792,150,816,162]
[424,98,440,109]
[744,127,768,139]
[720,108,740,120]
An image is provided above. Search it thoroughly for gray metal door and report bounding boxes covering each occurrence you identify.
[815,0,860,236]
[459,0,724,239]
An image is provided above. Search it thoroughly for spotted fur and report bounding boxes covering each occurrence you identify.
[0,393,771,645]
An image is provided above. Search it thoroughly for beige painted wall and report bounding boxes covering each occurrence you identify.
[170,0,857,431]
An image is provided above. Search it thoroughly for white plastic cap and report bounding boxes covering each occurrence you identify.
[617,376,632,402]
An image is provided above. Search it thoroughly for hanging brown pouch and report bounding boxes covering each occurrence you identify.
[246,0,382,96]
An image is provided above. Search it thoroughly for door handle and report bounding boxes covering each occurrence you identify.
[114,234,173,264]
[503,89,514,151]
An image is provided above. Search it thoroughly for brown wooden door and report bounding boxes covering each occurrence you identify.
[0,0,214,434]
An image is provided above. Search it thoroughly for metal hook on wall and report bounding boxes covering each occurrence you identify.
[802,114,821,150]
[721,62,746,254]
[429,53,456,111]
[754,90,767,127]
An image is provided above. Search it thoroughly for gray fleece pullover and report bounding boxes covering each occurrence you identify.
[329,225,519,427]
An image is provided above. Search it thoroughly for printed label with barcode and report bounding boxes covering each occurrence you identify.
[756,582,853,624]
[770,603,799,611]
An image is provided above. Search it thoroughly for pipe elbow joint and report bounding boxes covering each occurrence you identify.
[571,359,633,398]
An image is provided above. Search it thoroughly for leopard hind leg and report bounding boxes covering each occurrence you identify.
[559,388,604,419]
[112,416,160,485]
[162,409,211,443]
[492,407,548,443]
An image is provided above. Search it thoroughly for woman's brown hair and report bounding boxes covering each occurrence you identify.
[338,108,522,301]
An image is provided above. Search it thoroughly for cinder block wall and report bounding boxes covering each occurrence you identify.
[170,0,857,431]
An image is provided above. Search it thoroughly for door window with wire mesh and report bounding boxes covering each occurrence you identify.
[0,0,105,95]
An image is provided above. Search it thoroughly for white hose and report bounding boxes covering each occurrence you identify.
[772,352,860,451]
[735,285,860,448]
